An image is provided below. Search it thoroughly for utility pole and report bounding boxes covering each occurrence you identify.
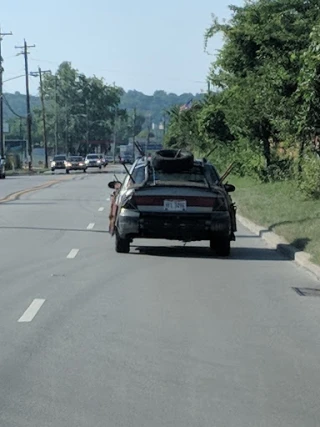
[207,80,211,94]
[54,75,58,154]
[132,107,136,160]
[0,28,12,176]
[19,117,23,139]
[159,115,166,147]
[112,107,117,162]
[146,113,152,155]
[15,40,35,170]
[30,68,50,168]
[86,100,89,154]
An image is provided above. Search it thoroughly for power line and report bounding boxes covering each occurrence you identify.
[28,57,207,85]
[15,40,35,170]
[2,94,25,119]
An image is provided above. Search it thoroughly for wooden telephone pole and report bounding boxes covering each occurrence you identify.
[0,28,12,177]
[30,68,50,168]
[15,40,35,170]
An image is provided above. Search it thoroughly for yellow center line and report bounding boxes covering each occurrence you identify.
[0,176,73,204]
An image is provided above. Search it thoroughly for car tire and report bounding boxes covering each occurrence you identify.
[115,230,130,254]
[66,169,70,174]
[51,168,55,172]
[212,237,230,257]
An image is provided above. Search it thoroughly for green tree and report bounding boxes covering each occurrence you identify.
[41,62,124,154]
[204,0,320,171]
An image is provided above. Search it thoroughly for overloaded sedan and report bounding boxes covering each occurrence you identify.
[108,149,237,256]
[65,156,87,174]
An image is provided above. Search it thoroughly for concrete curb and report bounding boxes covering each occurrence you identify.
[237,213,320,282]
[6,170,49,176]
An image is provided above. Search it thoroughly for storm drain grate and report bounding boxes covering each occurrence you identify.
[293,287,320,297]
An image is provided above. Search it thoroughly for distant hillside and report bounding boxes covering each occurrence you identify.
[3,92,41,120]
[3,89,205,123]
[120,90,205,123]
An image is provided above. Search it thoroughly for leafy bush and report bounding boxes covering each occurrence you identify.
[258,159,295,183]
[227,139,264,178]
[299,153,320,199]
[5,154,22,170]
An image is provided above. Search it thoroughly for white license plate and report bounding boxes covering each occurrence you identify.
[164,200,187,212]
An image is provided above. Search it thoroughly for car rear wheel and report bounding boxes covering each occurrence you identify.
[210,237,231,257]
[115,231,130,254]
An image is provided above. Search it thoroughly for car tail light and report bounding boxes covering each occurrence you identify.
[120,207,140,218]
[212,197,228,211]
[122,193,138,210]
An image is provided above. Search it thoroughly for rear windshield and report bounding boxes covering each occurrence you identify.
[132,165,146,184]
[53,155,66,161]
[87,154,99,159]
[147,166,210,187]
[69,157,83,161]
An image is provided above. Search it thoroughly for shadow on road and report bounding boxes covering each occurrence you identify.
[0,225,299,262]
[0,226,109,234]
[131,245,286,261]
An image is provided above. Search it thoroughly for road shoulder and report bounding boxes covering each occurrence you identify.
[237,213,320,281]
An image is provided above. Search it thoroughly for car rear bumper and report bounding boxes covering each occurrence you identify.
[117,211,231,241]
[86,163,101,167]
[66,166,86,170]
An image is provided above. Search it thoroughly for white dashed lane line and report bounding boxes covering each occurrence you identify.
[98,207,104,212]
[87,223,95,230]
[67,249,79,259]
[18,299,46,323]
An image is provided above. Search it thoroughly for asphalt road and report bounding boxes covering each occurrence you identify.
[0,171,320,426]
[0,167,123,200]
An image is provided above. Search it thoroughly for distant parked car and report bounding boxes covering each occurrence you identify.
[85,154,103,169]
[99,155,108,167]
[105,155,114,163]
[51,154,67,172]
[0,157,6,179]
[120,155,133,165]
[65,156,87,174]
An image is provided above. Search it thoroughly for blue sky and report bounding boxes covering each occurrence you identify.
[1,0,244,96]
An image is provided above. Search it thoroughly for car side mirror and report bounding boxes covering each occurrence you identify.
[224,183,235,193]
[108,181,122,189]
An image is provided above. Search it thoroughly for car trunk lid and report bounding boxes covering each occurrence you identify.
[130,185,227,213]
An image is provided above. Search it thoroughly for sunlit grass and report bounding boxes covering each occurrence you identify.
[229,175,320,265]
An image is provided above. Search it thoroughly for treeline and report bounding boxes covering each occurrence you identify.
[4,74,204,153]
[4,88,204,125]
[5,62,146,154]
[121,90,204,124]
[165,0,320,199]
